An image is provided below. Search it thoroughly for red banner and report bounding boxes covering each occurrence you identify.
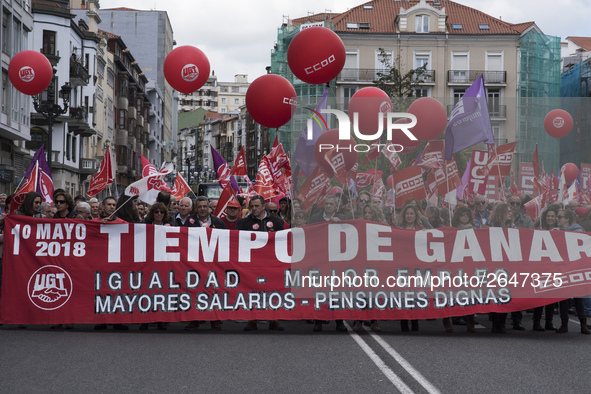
[519,162,535,195]
[3,217,591,324]
[468,150,489,196]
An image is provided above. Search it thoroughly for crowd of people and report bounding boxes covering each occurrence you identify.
[1,187,590,335]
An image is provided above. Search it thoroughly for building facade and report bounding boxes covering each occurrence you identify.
[271,0,561,174]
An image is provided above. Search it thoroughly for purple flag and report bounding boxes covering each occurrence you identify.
[294,88,329,177]
[457,157,472,200]
[210,146,240,192]
[444,75,494,160]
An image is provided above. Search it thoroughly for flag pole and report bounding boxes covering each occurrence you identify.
[494,144,506,200]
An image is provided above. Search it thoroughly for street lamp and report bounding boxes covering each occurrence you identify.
[33,68,71,171]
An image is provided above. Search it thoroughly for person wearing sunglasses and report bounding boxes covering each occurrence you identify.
[473,194,491,228]
[144,202,170,226]
[353,190,372,219]
[553,209,590,335]
[53,191,77,219]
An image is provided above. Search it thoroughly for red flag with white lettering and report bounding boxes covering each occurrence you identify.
[356,169,383,189]
[87,146,114,197]
[214,182,238,220]
[140,154,172,192]
[324,147,348,184]
[393,166,426,207]
[383,144,402,172]
[171,173,192,200]
[254,156,277,201]
[229,146,248,177]
[486,142,515,177]
[299,166,331,210]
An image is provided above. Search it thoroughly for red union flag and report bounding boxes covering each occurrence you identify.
[125,163,174,204]
[254,156,276,201]
[10,162,39,214]
[140,155,172,192]
[299,166,330,210]
[383,144,402,172]
[171,173,191,200]
[214,182,237,220]
[416,141,444,171]
[393,165,426,206]
[363,138,381,165]
[356,169,383,189]
[229,146,248,177]
[486,142,515,177]
[87,146,114,197]
[324,147,348,184]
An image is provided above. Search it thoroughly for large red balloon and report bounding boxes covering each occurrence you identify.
[313,129,358,177]
[544,109,573,139]
[245,74,296,128]
[390,119,421,153]
[348,87,393,138]
[163,46,210,94]
[287,27,346,85]
[562,163,579,184]
[407,97,448,141]
[8,50,53,96]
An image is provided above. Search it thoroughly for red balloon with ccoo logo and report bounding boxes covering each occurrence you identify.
[544,109,573,139]
[245,74,297,128]
[8,50,53,96]
[562,163,579,184]
[163,45,210,94]
[287,26,346,85]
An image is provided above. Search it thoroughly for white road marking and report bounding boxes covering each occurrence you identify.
[363,326,442,394]
[344,321,414,394]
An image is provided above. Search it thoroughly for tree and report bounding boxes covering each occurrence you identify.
[374,48,429,110]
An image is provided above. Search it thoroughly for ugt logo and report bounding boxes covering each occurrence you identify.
[27,265,73,310]
[307,109,418,142]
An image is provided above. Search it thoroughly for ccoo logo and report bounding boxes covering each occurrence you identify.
[27,265,73,310]
[19,66,35,82]
[181,64,199,82]
[553,117,565,128]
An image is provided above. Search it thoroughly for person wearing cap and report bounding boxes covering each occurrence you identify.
[221,200,241,230]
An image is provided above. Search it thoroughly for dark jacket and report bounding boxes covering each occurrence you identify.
[236,213,284,232]
[195,214,226,229]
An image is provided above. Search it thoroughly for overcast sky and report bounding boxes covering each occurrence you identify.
[99,0,590,82]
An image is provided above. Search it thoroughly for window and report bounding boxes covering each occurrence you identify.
[26,128,47,151]
[119,109,127,129]
[363,4,373,9]
[346,23,359,29]
[452,24,463,29]
[453,89,465,105]
[221,108,226,113]
[234,98,239,104]
[231,87,239,93]
[2,14,9,55]
[479,24,490,30]
[414,87,430,97]
[12,19,21,56]
[486,51,504,83]
[221,98,226,104]
[1,70,8,114]
[416,15,429,33]
[451,52,469,83]
[42,30,56,56]
[220,87,228,92]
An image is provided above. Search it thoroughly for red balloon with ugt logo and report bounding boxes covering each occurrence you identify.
[245,74,297,128]
[562,163,579,184]
[313,129,358,177]
[407,97,448,141]
[163,46,210,94]
[544,109,573,139]
[8,50,53,96]
[348,87,393,138]
[287,27,346,85]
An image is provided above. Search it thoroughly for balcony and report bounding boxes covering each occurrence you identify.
[79,158,97,175]
[128,106,137,120]
[447,104,506,119]
[337,68,381,83]
[411,70,436,84]
[447,70,507,85]
[68,107,96,137]
[115,130,128,146]
[117,97,128,111]
[70,57,90,87]
[137,114,144,127]
[128,131,136,146]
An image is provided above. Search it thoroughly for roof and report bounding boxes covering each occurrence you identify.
[566,36,591,52]
[101,7,140,11]
[291,0,537,35]
[32,0,63,8]
[98,29,121,40]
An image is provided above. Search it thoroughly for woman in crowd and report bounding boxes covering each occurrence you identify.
[293,210,309,227]
[449,206,477,333]
[398,204,424,332]
[15,192,43,217]
[488,203,514,333]
[143,202,171,226]
[363,203,387,224]
[554,209,590,335]
[404,198,433,229]
[353,191,371,219]
[140,202,171,331]
[116,195,140,224]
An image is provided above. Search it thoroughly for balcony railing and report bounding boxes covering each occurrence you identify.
[70,57,90,86]
[411,70,436,84]
[447,104,507,118]
[447,70,507,84]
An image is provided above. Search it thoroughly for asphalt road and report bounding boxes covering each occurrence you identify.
[1,313,589,393]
